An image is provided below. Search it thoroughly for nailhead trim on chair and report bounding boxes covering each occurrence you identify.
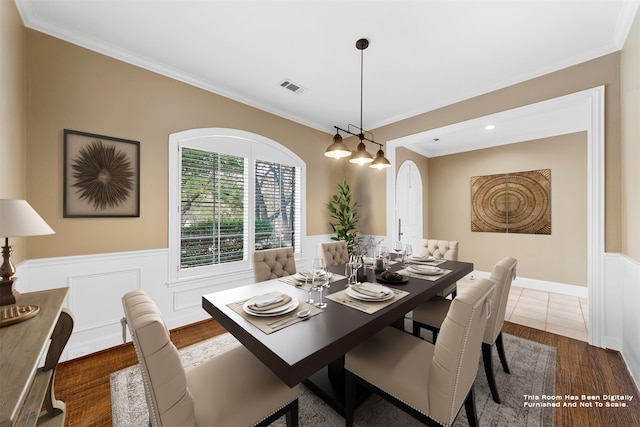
[446,303,478,426]
[128,326,160,427]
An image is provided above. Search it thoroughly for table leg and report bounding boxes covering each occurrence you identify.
[303,355,370,417]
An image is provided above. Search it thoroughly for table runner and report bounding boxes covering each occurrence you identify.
[227,298,323,334]
[325,286,409,314]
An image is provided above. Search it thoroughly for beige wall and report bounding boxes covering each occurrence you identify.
[427,133,587,286]
[0,1,28,262]
[621,10,640,262]
[25,31,340,259]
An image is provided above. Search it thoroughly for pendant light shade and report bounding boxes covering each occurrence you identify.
[324,132,351,159]
[327,38,390,170]
[349,141,374,164]
[369,148,391,169]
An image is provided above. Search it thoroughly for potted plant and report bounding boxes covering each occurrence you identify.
[326,179,360,254]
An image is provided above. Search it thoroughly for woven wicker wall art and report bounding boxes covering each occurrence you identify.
[471,169,551,234]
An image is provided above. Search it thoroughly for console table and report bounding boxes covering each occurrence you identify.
[0,288,73,427]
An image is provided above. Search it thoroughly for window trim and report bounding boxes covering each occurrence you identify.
[168,128,306,284]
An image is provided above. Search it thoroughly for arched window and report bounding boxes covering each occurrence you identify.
[168,128,306,282]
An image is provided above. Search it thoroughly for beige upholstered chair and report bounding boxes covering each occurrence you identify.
[419,239,459,297]
[318,241,350,267]
[122,290,299,427]
[345,278,495,427]
[412,257,518,404]
[253,247,297,282]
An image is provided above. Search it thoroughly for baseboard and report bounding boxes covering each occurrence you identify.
[467,270,589,298]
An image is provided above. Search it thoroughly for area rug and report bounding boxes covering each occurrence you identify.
[111,327,555,426]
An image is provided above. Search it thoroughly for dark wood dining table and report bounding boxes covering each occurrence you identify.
[202,259,473,415]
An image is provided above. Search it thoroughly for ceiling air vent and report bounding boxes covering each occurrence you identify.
[279,78,305,94]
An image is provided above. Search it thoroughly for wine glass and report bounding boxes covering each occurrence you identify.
[393,241,403,261]
[312,258,327,308]
[403,244,413,267]
[345,257,354,287]
[352,255,364,284]
[304,259,316,304]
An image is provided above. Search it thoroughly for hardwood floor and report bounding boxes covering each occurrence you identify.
[54,319,639,426]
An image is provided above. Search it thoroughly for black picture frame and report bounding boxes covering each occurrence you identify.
[63,129,140,218]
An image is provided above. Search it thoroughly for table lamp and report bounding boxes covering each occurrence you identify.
[0,199,55,307]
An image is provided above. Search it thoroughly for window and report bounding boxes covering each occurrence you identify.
[169,129,305,282]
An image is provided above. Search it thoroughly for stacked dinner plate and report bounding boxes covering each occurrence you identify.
[346,283,394,302]
[406,264,443,275]
[409,255,436,263]
[294,269,330,281]
[243,293,299,317]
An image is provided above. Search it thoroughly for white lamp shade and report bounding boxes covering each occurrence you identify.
[0,199,55,237]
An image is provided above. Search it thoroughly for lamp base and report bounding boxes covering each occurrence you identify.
[0,277,20,306]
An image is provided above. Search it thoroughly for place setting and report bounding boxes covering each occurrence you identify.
[227,291,323,334]
[398,264,452,281]
[406,254,447,266]
[279,269,345,288]
[326,282,408,314]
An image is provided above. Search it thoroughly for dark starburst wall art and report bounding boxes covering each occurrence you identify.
[64,129,140,217]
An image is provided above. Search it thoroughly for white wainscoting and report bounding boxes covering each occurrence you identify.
[15,235,333,361]
[615,253,640,390]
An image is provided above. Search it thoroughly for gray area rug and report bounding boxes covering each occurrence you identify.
[111,326,555,426]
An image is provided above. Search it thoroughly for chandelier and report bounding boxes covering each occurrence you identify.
[324,39,390,170]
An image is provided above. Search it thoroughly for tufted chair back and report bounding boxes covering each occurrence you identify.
[319,241,350,267]
[419,239,458,261]
[428,278,495,425]
[484,257,518,344]
[252,247,297,282]
[122,290,195,427]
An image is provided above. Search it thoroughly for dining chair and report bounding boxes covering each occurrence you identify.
[318,241,350,267]
[344,278,495,427]
[253,247,297,282]
[412,256,518,404]
[122,290,299,427]
[419,239,459,297]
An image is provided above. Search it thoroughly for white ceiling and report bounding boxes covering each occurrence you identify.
[15,0,639,155]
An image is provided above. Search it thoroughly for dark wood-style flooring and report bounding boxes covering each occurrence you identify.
[53,320,640,426]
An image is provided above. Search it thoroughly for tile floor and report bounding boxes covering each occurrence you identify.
[505,285,589,342]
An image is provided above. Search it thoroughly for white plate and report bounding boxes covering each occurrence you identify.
[294,270,331,281]
[407,265,443,275]
[346,285,394,302]
[243,298,299,317]
[410,255,435,262]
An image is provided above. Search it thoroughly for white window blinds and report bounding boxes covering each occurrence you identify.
[180,148,248,269]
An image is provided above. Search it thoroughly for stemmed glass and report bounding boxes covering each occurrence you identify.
[304,259,315,304]
[345,258,354,287]
[403,244,413,267]
[393,241,403,261]
[312,258,328,308]
[352,255,364,284]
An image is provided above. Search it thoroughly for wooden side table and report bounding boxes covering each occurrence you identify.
[0,288,73,427]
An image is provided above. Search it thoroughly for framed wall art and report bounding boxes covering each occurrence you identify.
[64,129,140,217]
[471,169,551,234]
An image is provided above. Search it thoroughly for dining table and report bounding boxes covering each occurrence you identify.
[202,258,473,415]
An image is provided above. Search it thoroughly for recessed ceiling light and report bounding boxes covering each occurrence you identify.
[484,124,495,130]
